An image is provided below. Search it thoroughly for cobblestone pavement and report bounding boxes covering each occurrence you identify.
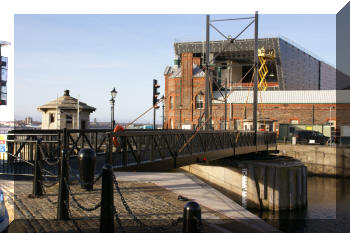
[0,177,243,233]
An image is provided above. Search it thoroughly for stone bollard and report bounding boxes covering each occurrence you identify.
[100,164,114,233]
[33,139,43,196]
[78,148,96,191]
[182,201,201,233]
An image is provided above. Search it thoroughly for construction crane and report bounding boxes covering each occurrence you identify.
[258,48,276,91]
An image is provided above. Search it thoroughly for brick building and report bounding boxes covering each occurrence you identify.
[163,38,350,132]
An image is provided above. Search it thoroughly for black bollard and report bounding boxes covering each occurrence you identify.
[183,201,202,233]
[100,164,114,233]
[33,139,43,196]
[57,148,69,220]
[78,148,96,191]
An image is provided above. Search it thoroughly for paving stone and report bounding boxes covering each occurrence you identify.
[1,178,231,233]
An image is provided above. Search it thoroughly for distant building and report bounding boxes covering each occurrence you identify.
[37,90,96,129]
[0,41,10,106]
[24,116,33,125]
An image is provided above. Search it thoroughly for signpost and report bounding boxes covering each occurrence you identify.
[0,134,7,160]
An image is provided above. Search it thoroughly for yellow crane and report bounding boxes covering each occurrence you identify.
[258,48,276,91]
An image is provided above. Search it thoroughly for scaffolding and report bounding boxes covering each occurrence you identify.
[258,47,276,91]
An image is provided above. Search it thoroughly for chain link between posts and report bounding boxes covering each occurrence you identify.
[64,178,102,212]
[112,173,183,232]
[38,143,60,166]
[64,200,85,233]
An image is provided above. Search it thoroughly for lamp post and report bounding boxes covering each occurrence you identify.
[110,87,117,129]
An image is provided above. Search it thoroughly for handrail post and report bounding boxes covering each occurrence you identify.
[33,138,43,196]
[57,128,69,220]
[107,132,113,165]
[121,137,127,167]
[100,164,114,233]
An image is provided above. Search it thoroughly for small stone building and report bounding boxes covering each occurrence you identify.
[37,90,96,129]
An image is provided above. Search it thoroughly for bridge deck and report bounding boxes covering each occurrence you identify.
[3,129,276,175]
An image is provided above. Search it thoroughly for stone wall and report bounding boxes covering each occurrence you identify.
[278,144,350,177]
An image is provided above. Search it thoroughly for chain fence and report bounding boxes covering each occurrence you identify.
[30,137,188,233]
[112,173,183,232]
[65,178,102,212]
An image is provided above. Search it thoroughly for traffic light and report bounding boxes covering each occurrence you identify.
[153,79,160,109]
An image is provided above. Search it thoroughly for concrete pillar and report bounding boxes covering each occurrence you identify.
[301,166,308,207]
[274,168,281,210]
[279,167,289,210]
[288,168,296,210]
[296,167,302,208]
[247,164,259,209]
[267,167,276,211]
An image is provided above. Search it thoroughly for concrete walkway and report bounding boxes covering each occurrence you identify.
[114,171,280,233]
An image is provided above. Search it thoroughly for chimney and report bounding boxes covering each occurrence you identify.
[64,90,70,96]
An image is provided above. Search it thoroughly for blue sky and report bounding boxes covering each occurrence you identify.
[14,14,336,123]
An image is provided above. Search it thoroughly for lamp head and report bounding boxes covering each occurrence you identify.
[111,87,117,99]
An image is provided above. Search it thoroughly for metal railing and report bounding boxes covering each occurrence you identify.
[2,129,276,175]
[108,130,276,169]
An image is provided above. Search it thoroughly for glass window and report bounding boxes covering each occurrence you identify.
[49,113,55,123]
[170,96,174,109]
[1,93,6,101]
[1,68,7,81]
[1,57,8,68]
[234,119,241,130]
[169,119,174,129]
[1,86,6,94]
[66,115,72,123]
[195,94,203,109]
[290,119,299,124]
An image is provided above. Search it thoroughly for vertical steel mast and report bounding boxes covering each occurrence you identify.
[205,15,210,130]
[253,11,259,144]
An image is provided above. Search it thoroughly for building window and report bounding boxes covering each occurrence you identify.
[234,119,241,130]
[81,120,86,129]
[195,94,203,109]
[290,119,299,124]
[169,119,174,129]
[66,115,73,128]
[170,96,174,109]
[220,121,226,130]
[49,113,55,123]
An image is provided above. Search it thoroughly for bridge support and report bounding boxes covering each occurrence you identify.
[181,156,308,211]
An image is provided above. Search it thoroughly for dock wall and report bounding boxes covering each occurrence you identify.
[181,159,307,211]
[277,144,350,177]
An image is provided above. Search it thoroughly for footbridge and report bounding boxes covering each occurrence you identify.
[2,129,276,175]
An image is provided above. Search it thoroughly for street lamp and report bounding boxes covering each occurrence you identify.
[110,87,117,129]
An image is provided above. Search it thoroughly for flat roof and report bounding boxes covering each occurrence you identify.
[212,90,350,104]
